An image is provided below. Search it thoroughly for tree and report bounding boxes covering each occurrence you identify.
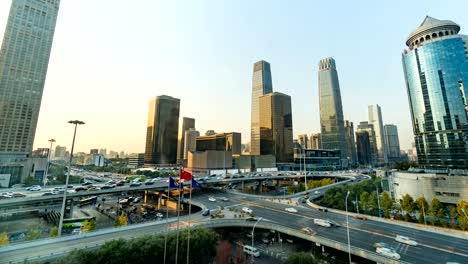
[359,191,371,211]
[49,226,58,237]
[81,220,97,232]
[286,252,318,264]
[430,198,446,225]
[401,194,415,214]
[456,200,468,230]
[448,205,458,229]
[0,232,8,246]
[415,197,429,224]
[24,176,36,186]
[381,191,393,218]
[25,229,41,241]
[114,213,128,227]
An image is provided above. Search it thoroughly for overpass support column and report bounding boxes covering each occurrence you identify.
[144,191,148,204]
[241,180,244,191]
[157,192,162,209]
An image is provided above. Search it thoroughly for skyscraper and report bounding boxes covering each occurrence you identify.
[318,58,348,160]
[310,133,321,149]
[356,121,378,165]
[297,134,309,149]
[177,117,195,161]
[368,104,388,164]
[356,131,372,165]
[0,0,61,185]
[384,124,401,162]
[402,16,468,168]
[183,128,199,160]
[144,95,180,165]
[259,92,293,163]
[344,120,357,165]
[251,60,273,155]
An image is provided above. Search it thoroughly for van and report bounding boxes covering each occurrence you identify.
[314,218,331,227]
[243,245,260,257]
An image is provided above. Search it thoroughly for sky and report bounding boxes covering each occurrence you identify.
[1,0,468,154]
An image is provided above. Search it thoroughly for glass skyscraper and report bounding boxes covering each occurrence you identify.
[318,57,348,160]
[144,95,180,165]
[384,124,401,162]
[177,117,195,161]
[344,120,357,165]
[402,16,468,168]
[368,104,388,164]
[0,0,60,157]
[251,60,273,155]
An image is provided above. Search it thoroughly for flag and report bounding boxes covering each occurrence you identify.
[191,179,201,189]
[169,177,183,189]
[180,169,193,181]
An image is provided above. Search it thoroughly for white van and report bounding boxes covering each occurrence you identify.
[243,245,260,257]
[314,218,332,227]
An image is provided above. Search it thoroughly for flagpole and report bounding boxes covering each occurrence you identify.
[186,181,193,264]
[164,179,170,264]
[175,181,182,264]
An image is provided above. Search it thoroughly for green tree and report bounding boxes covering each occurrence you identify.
[381,191,393,218]
[448,205,458,229]
[286,252,318,264]
[415,197,429,224]
[456,200,468,230]
[401,194,415,213]
[23,176,36,186]
[49,226,58,237]
[430,198,446,225]
[25,229,41,241]
[81,220,97,232]
[0,232,8,246]
[359,191,370,211]
[114,213,128,227]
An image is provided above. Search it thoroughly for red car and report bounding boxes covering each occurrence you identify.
[116,181,125,186]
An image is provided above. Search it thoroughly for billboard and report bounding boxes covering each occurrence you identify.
[0,174,11,188]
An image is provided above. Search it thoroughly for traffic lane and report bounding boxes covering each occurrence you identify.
[233,201,465,264]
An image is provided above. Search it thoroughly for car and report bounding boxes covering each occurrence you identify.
[75,186,87,192]
[26,185,41,191]
[133,197,141,203]
[314,191,321,195]
[130,182,142,187]
[116,181,125,186]
[156,213,164,218]
[326,220,340,227]
[202,209,210,216]
[285,207,298,213]
[243,245,260,258]
[242,207,253,214]
[53,187,65,191]
[11,192,27,198]
[82,182,93,186]
[71,228,82,235]
[318,207,328,212]
[208,197,216,202]
[376,247,400,260]
[314,218,332,227]
[301,199,307,203]
[41,192,56,196]
[262,237,270,244]
[373,243,395,250]
[395,235,418,246]
[99,185,113,190]
[300,227,317,236]
[286,238,294,244]
[354,214,368,220]
[106,180,116,185]
[220,197,229,202]
[245,217,259,222]
[144,180,154,185]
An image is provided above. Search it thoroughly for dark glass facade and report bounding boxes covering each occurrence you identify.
[356,131,372,165]
[144,96,180,165]
[318,58,348,160]
[195,132,241,155]
[251,60,273,155]
[403,37,468,168]
[177,117,195,160]
[259,92,293,162]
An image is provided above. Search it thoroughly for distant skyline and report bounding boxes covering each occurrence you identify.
[1,0,467,153]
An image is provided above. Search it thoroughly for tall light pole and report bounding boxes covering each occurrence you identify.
[58,120,85,237]
[345,191,352,264]
[375,184,382,217]
[251,217,263,264]
[303,148,308,189]
[43,139,56,186]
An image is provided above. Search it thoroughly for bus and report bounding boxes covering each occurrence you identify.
[79,196,98,207]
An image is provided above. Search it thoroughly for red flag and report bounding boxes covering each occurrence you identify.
[180,169,192,181]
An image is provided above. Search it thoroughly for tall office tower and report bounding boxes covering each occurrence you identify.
[144,95,180,165]
[356,121,378,165]
[402,16,468,168]
[177,117,195,161]
[90,149,99,155]
[310,133,321,149]
[368,105,388,164]
[251,60,273,155]
[384,124,401,162]
[297,134,309,149]
[356,131,372,165]
[54,145,66,160]
[259,92,293,163]
[196,132,242,155]
[318,58,348,159]
[0,0,61,184]
[99,148,107,157]
[344,120,357,165]
[183,128,199,160]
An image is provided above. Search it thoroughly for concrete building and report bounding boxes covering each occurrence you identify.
[128,153,145,169]
[318,58,348,160]
[54,145,67,160]
[144,95,180,165]
[368,105,388,164]
[183,128,199,160]
[344,120,357,165]
[384,124,401,162]
[251,60,273,156]
[290,148,342,171]
[177,117,195,161]
[90,149,99,155]
[310,133,321,149]
[259,92,293,163]
[196,132,241,155]
[356,121,378,165]
[99,148,107,157]
[0,0,61,185]
[402,16,468,168]
[232,154,276,172]
[298,134,309,150]
[93,154,105,167]
[187,150,232,174]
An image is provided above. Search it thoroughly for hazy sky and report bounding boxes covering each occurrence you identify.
[1,0,468,153]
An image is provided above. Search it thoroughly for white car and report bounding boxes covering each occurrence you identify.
[156,213,164,218]
[314,218,332,227]
[376,247,400,260]
[395,235,418,246]
[242,207,253,214]
[314,191,321,195]
[26,185,41,191]
[208,197,216,202]
[285,207,298,213]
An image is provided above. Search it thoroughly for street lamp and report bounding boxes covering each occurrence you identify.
[251,217,263,264]
[375,184,382,218]
[43,139,56,186]
[345,191,352,264]
[57,120,85,237]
